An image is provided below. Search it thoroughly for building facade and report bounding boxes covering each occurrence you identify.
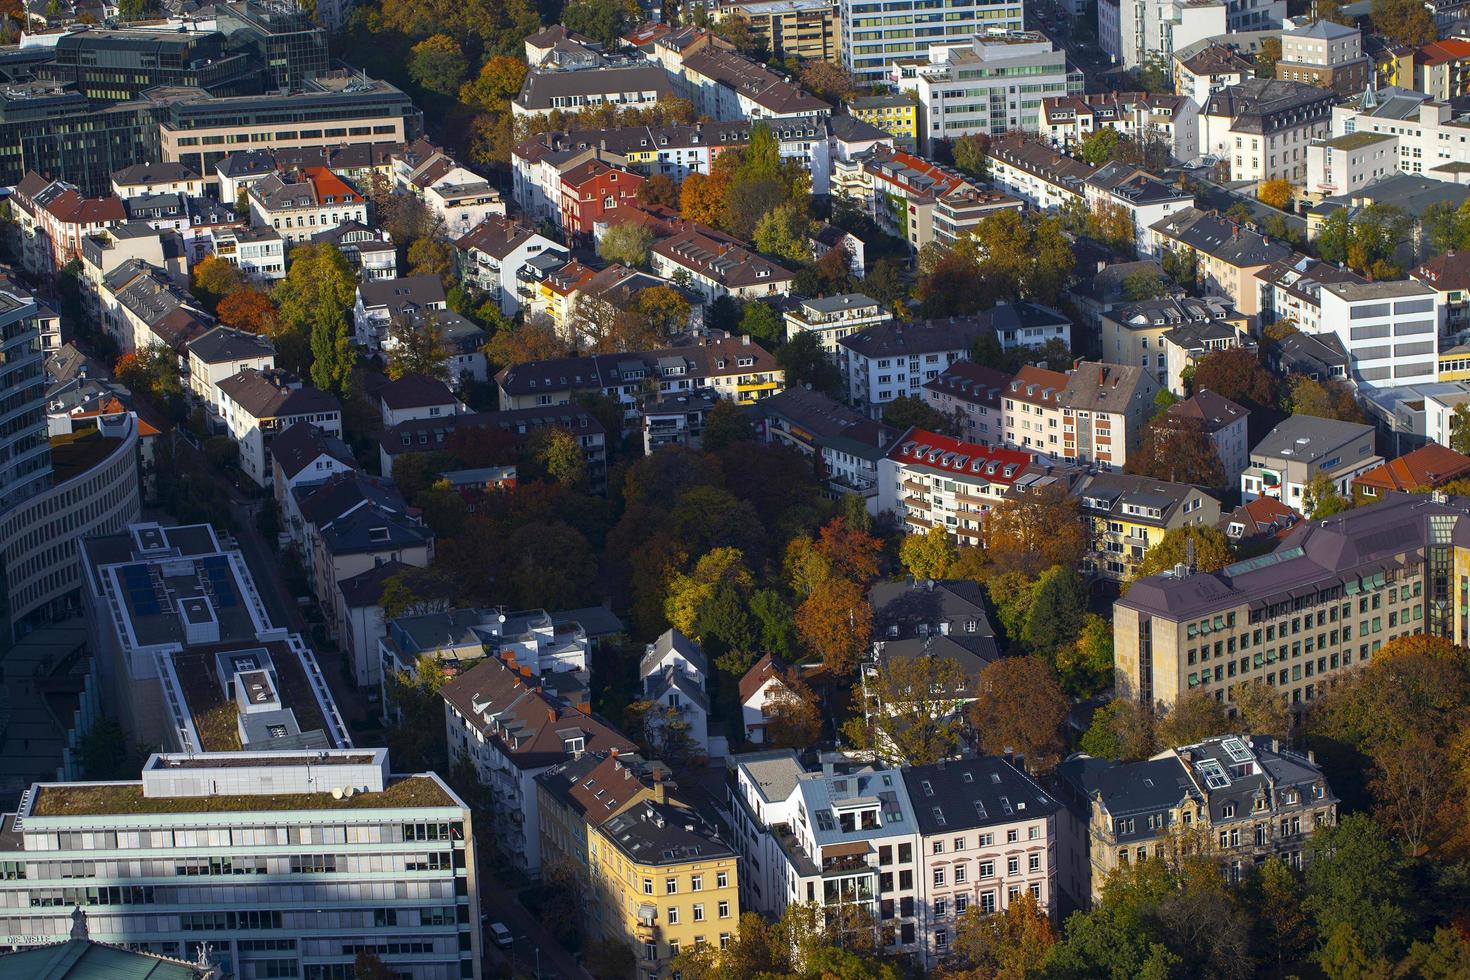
[0,749,482,980]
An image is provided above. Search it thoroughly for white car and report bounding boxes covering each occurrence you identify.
[488,922,513,949]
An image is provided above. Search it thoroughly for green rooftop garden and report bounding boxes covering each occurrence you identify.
[31,776,454,817]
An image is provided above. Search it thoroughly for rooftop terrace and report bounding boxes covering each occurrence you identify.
[28,775,454,817]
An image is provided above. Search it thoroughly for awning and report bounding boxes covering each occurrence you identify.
[822,841,870,860]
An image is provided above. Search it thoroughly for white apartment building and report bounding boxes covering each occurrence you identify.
[1425,386,1470,449]
[184,326,276,424]
[216,368,342,487]
[727,751,925,957]
[783,293,893,356]
[839,306,1071,417]
[1316,280,1442,389]
[902,759,1060,966]
[841,0,1024,87]
[1305,131,1398,202]
[1332,88,1470,183]
[441,657,634,879]
[1100,0,1227,71]
[455,216,567,316]
[1200,79,1335,184]
[1257,255,1370,336]
[1082,163,1195,258]
[213,226,286,281]
[0,749,482,980]
[1042,92,1200,163]
[246,168,368,245]
[893,33,1083,151]
[727,751,1059,971]
[381,606,591,695]
[988,135,1096,211]
[877,429,1035,543]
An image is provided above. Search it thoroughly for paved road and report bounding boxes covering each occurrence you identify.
[477,861,590,980]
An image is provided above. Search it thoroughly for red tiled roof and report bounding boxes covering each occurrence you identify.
[1352,444,1470,492]
[1418,38,1470,66]
[1006,365,1070,408]
[887,427,1033,484]
[738,653,790,704]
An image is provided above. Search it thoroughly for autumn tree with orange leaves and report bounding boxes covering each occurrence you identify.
[216,288,277,333]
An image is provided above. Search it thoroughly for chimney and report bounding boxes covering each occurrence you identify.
[651,767,667,803]
[547,706,557,724]
[610,747,619,759]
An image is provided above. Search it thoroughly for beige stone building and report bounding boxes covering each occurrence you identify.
[1113,491,1456,712]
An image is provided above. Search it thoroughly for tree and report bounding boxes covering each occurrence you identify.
[638,173,679,207]
[1156,689,1232,747]
[764,678,823,749]
[191,254,244,310]
[1128,416,1227,488]
[1045,858,1182,980]
[386,656,449,772]
[800,60,852,101]
[1023,565,1087,654]
[309,301,354,400]
[1190,347,1276,407]
[1249,858,1314,977]
[952,891,1057,977]
[971,657,1069,772]
[899,526,957,581]
[1422,198,1470,256]
[636,286,691,337]
[216,287,276,333]
[795,577,872,673]
[585,938,637,980]
[385,315,450,381]
[1056,613,1115,699]
[952,133,990,180]
[1255,36,1283,78]
[1286,375,1364,423]
[535,427,588,488]
[1230,680,1290,739]
[1122,268,1170,301]
[1080,698,1156,761]
[408,34,466,96]
[1314,204,1413,277]
[274,243,356,395]
[561,0,631,44]
[680,171,728,227]
[353,951,396,980]
[753,203,813,264]
[777,331,843,397]
[597,221,655,267]
[1452,403,1470,456]
[1304,814,1414,963]
[1081,126,1123,165]
[458,54,527,111]
[500,521,598,610]
[664,547,753,637]
[407,238,455,288]
[846,653,969,765]
[1371,0,1436,46]
[1303,471,1352,518]
[379,564,457,617]
[739,301,784,346]
[946,210,1075,307]
[1133,525,1233,581]
[482,316,569,365]
[984,483,1088,578]
[881,394,949,432]
[1257,178,1294,210]
[724,177,790,241]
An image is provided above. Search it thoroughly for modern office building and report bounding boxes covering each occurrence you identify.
[0,749,483,980]
[0,8,417,193]
[1314,279,1442,390]
[0,275,143,650]
[842,0,1025,86]
[892,33,1082,150]
[79,521,351,754]
[1112,489,1460,711]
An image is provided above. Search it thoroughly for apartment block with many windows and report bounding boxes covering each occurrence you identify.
[1056,735,1335,908]
[0,749,481,979]
[1113,490,1465,711]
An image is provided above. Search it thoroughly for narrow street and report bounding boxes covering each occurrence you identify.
[477,858,591,980]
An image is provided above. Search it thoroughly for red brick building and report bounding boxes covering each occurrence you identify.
[558,159,645,242]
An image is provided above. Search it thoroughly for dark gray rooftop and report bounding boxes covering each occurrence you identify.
[903,756,1060,834]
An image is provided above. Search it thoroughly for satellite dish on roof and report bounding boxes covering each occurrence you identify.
[331,787,344,799]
